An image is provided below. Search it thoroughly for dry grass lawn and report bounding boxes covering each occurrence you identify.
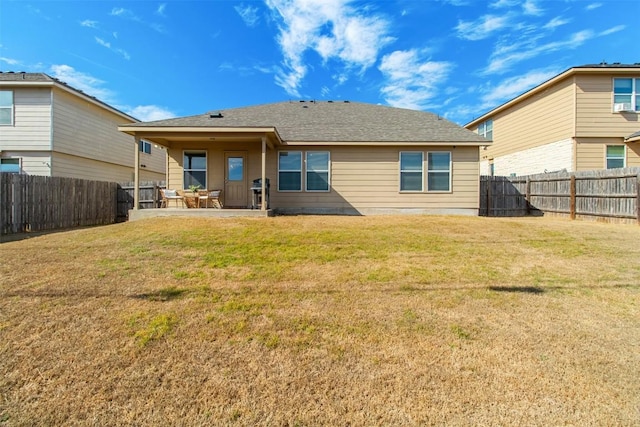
[0,215,639,426]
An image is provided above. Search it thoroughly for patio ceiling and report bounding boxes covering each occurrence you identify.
[117,126,281,149]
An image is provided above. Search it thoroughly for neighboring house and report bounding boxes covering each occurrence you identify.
[118,101,489,215]
[0,71,165,182]
[465,63,640,176]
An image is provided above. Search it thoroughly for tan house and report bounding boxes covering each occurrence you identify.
[0,72,165,181]
[118,101,488,215]
[465,63,640,176]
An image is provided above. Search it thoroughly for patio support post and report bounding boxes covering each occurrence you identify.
[261,136,267,211]
[134,134,140,211]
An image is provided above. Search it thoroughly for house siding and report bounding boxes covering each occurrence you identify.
[475,77,575,162]
[271,146,478,213]
[50,89,164,177]
[166,143,479,214]
[576,137,640,170]
[0,87,52,151]
[0,151,52,176]
[52,151,164,182]
[575,74,640,138]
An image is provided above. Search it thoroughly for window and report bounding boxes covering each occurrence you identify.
[613,78,640,112]
[183,151,206,189]
[0,158,20,173]
[478,119,493,139]
[399,152,423,192]
[605,145,625,169]
[0,90,13,125]
[139,140,152,154]
[306,151,330,191]
[427,152,452,192]
[278,151,302,191]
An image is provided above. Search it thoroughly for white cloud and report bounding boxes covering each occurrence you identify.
[110,7,136,19]
[265,0,394,97]
[125,105,176,122]
[489,0,519,9]
[235,4,260,27]
[600,25,625,36]
[49,65,116,103]
[379,49,453,110]
[80,19,98,28]
[111,7,165,33]
[586,3,602,11]
[522,0,543,16]
[543,16,570,30]
[455,14,510,40]
[156,3,167,17]
[483,29,594,74]
[480,68,559,107]
[95,37,131,60]
[0,57,21,66]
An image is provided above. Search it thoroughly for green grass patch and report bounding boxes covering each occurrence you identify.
[128,312,178,347]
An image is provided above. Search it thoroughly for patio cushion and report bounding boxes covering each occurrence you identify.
[164,189,177,197]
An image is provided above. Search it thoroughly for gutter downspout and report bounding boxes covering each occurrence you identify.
[134,134,140,211]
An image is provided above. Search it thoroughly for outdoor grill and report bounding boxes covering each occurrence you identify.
[250,178,270,209]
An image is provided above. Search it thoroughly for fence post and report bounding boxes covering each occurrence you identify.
[636,172,640,226]
[487,176,493,217]
[525,177,531,216]
[570,175,576,220]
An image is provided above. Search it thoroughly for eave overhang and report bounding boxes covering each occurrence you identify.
[625,130,640,143]
[282,140,490,147]
[117,126,282,148]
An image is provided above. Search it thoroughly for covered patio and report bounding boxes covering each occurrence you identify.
[119,115,281,218]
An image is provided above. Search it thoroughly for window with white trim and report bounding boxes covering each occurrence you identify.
[278,151,302,191]
[183,151,206,189]
[0,158,20,173]
[139,140,152,154]
[0,90,13,126]
[306,151,330,191]
[427,152,452,192]
[399,152,423,192]
[613,78,640,112]
[478,119,493,139]
[605,145,625,169]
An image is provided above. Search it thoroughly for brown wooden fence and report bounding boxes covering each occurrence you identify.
[480,168,640,224]
[117,181,165,221]
[1,174,166,236]
[1,173,119,235]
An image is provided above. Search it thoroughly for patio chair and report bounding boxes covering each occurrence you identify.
[160,188,184,208]
[197,189,209,208]
[207,190,223,209]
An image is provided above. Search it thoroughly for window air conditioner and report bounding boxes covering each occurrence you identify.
[614,102,633,112]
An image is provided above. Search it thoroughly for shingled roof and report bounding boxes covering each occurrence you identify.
[120,101,488,144]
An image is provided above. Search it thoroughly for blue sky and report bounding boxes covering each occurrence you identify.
[1,0,638,125]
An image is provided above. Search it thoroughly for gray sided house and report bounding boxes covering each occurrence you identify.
[0,72,165,182]
[119,101,489,215]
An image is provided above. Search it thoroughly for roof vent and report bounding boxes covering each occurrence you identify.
[209,112,223,118]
